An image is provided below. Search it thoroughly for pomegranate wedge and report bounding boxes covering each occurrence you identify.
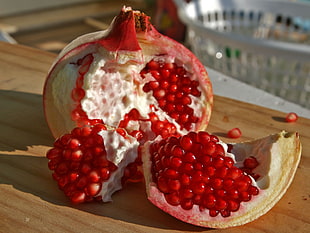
[142,131,301,228]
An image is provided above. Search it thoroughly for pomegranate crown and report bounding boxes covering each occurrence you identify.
[99,6,153,52]
[121,6,152,32]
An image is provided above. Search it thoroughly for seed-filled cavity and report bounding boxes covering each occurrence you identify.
[69,56,188,141]
[70,54,104,127]
[149,132,259,218]
[141,60,201,131]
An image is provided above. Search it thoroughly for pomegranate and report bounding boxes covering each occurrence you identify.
[43,6,213,142]
[43,6,301,228]
[46,123,141,203]
[142,131,301,228]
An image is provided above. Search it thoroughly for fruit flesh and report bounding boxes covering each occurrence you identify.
[142,131,301,228]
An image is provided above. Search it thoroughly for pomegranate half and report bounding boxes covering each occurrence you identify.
[43,6,213,142]
[142,131,301,228]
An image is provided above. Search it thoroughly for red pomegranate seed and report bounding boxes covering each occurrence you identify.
[239,191,251,202]
[168,179,181,191]
[224,157,234,168]
[181,199,194,210]
[220,209,231,217]
[227,199,240,212]
[191,170,203,182]
[197,131,210,143]
[203,194,216,208]
[164,168,179,179]
[249,186,259,195]
[227,189,239,199]
[285,112,298,123]
[215,198,227,210]
[205,166,216,177]
[184,152,196,163]
[209,209,219,217]
[171,146,184,157]
[165,193,180,206]
[170,156,183,169]
[71,191,86,204]
[86,183,101,196]
[157,176,169,193]
[223,179,234,190]
[71,88,85,101]
[244,156,259,169]
[180,188,194,199]
[227,128,242,139]
[192,182,206,194]
[146,60,159,70]
[202,141,216,156]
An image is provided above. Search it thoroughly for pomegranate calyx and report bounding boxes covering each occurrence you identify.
[99,6,142,52]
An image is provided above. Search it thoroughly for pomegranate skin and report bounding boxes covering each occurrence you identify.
[142,131,301,228]
[43,6,213,140]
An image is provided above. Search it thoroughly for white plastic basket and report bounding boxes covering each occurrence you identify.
[174,0,310,109]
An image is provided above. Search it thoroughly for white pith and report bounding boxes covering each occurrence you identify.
[142,131,301,228]
[98,130,139,202]
[51,63,77,131]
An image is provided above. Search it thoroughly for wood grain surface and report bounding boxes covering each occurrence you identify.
[0,41,309,232]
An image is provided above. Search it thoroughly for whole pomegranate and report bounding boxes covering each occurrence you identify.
[43,6,213,142]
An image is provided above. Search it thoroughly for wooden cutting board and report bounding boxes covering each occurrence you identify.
[0,41,309,233]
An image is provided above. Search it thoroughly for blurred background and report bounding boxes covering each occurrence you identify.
[0,0,309,110]
[0,0,157,52]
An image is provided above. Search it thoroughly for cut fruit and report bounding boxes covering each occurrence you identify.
[46,124,140,203]
[142,131,301,228]
[43,6,213,142]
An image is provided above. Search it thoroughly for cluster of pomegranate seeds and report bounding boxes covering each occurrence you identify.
[141,60,201,131]
[70,54,103,127]
[46,123,140,203]
[118,108,178,140]
[149,132,259,217]
[148,111,178,139]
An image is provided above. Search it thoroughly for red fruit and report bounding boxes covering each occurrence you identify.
[43,7,213,142]
[285,112,298,123]
[46,124,140,203]
[142,131,301,228]
[227,128,242,139]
